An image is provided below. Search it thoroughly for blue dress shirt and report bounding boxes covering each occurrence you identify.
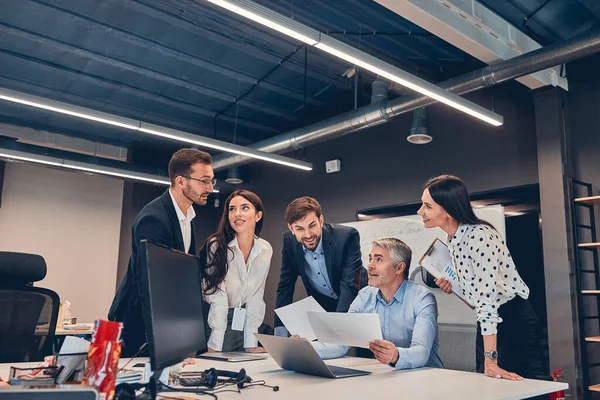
[312,280,443,370]
[303,238,338,300]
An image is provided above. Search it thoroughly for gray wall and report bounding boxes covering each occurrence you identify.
[247,83,540,326]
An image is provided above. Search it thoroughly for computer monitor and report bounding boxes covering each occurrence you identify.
[139,240,207,372]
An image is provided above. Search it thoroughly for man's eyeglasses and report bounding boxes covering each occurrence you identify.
[183,176,217,186]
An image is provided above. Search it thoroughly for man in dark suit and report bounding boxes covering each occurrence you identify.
[274,197,363,336]
[108,148,215,356]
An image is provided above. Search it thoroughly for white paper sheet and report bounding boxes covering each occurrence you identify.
[306,311,382,348]
[419,238,474,308]
[274,296,325,341]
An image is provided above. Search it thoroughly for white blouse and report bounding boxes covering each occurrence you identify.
[204,236,273,350]
[447,224,529,335]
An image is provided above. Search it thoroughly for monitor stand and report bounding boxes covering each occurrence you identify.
[135,370,162,400]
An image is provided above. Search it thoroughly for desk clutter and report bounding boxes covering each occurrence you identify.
[0,319,279,400]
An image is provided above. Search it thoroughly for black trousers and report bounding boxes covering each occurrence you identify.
[476,296,543,379]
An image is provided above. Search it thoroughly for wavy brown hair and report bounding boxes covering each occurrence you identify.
[201,190,265,295]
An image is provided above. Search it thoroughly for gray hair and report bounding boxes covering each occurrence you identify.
[371,238,412,279]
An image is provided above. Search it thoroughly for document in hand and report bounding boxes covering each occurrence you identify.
[419,238,474,308]
[274,296,326,341]
[306,311,382,348]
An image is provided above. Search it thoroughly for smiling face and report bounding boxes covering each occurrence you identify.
[228,195,262,235]
[180,162,214,206]
[417,188,451,229]
[367,246,405,289]
[288,211,324,250]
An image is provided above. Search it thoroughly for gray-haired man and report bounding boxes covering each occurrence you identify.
[307,238,443,370]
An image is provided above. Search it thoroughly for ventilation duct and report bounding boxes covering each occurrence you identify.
[371,80,389,104]
[213,28,600,171]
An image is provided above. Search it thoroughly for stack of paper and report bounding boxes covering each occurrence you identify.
[116,369,143,384]
[275,296,382,348]
[274,296,325,341]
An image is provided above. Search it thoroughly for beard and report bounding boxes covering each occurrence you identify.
[183,183,208,205]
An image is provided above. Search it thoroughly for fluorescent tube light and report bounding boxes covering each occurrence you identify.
[0,149,63,168]
[0,88,140,130]
[139,123,313,171]
[205,0,319,45]
[315,40,502,126]
[0,148,218,189]
[205,0,504,126]
[0,88,313,171]
[63,161,171,186]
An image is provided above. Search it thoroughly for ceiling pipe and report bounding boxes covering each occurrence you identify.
[371,80,389,104]
[213,28,600,171]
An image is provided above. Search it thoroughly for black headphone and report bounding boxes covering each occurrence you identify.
[114,368,251,399]
[202,367,251,389]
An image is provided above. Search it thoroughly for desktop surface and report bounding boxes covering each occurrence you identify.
[0,357,567,400]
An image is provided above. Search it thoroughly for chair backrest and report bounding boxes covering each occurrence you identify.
[0,252,59,363]
[0,287,60,363]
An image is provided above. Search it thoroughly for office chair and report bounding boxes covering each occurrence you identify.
[0,251,60,363]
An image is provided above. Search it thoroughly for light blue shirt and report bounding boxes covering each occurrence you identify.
[312,280,443,370]
[303,238,338,300]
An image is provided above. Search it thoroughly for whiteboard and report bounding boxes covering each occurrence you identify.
[342,205,505,325]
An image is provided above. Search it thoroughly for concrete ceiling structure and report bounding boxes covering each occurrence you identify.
[0,0,598,180]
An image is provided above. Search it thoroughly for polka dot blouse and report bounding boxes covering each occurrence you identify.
[447,224,529,335]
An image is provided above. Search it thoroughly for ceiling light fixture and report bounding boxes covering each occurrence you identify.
[205,0,503,126]
[407,107,432,144]
[0,148,219,192]
[0,88,313,171]
[138,123,312,171]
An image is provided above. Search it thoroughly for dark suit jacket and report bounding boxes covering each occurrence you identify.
[108,189,196,356]
[274,223,362,328]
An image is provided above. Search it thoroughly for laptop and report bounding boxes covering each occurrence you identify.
[255,333,371,379]
[197,352,268,362]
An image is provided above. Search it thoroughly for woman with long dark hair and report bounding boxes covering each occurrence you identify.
[417,174,541,381]
[202,190,272,353]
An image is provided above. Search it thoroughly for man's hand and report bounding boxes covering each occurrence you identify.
[435,278,453,294]
[207,348,217,353]
[369,340,399,366]
[245,346,268,353]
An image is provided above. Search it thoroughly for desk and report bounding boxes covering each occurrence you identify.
[1,356,567,400]
[55,324,95,336]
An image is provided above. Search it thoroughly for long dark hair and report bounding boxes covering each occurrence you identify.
[201,190,265,295]
[424,174,494,229]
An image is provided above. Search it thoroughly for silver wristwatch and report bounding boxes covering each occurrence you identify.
[484,350,499,361]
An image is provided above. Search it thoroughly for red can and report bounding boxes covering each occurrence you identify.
[82,320,123,400]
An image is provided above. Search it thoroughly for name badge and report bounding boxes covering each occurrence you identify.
[232,307,246,331]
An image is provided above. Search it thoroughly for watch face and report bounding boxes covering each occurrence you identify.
[486,351,498,360]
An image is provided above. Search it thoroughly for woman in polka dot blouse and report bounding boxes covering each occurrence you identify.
[417,174,542,381]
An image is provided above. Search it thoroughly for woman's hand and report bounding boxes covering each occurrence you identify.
[207,348,217,353]
[435,277,453,294]
[485,362,523,381]
[245,346,268,353]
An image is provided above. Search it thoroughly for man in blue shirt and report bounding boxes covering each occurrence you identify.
[310,238,443,370]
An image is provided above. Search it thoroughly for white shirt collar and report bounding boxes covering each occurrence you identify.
[228,235,265,252]
[168,188,196,223]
